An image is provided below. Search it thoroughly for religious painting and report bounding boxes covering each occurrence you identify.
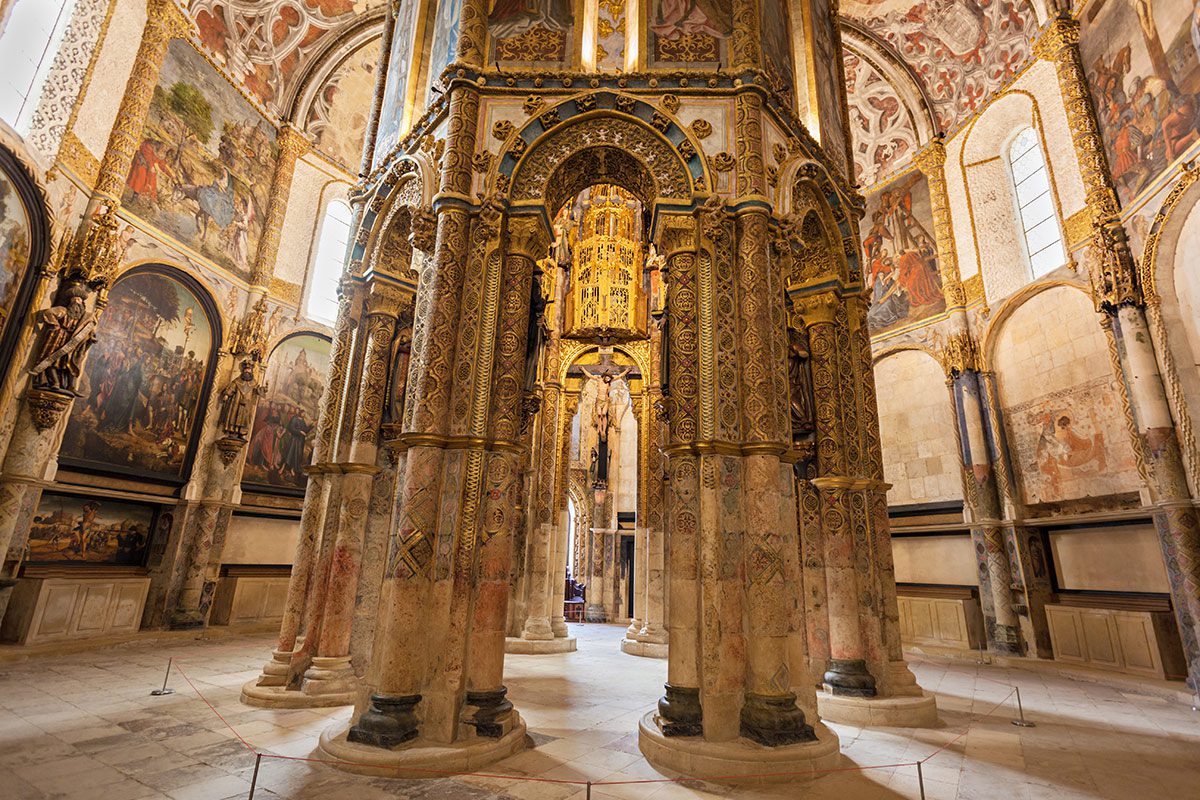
[305,37,379,172]
[648,0,731,67]
[862,171,945,335]
[1005,377,1141,506]
[375,0,419,162]
[243,334,332,492]
[596,0,627,69]
[0,164,32,344]
[761,0,795,106]
[427,0,464,100]
[26,493,156,567]
[1081,0,1200,206]
[489,0,575,64]
[842,0,1036,132]
[122,39,278,277]
[61,270,217,481]
[806,0,849,175]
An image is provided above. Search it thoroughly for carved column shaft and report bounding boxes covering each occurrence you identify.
[250,126,309,288]
[914,139,966,309]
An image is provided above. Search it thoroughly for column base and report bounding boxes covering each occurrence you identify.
[240,678,355,708]
[300,655,359,704]
[520,618,555,641]
[816,690,938,728]
[253,648,295,688]
[504,636,577,654]
[625,618,643,638]
[318,712,526,777]
[637,624,668,644]
[621,638,668,659]
[550,619,569,637]
[638,711,840,784]
[823,658,877,697]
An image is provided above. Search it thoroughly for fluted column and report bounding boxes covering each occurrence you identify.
[1037,14,1200,689]
[301,283,404,697]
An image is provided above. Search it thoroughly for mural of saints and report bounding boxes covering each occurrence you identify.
[122,40,277,277]
[489,0,575,63]
[862,171,945,335]
[243,334,332,491]
[60,270,216,481]
[649,0,731,66]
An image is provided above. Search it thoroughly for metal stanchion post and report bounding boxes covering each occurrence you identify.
[150,657,176,696]
[917,761,926,800]
[248,753,262,799]
[1011,686,1035,728]
[586,780,592,798]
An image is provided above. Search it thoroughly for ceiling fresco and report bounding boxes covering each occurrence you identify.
[844,48,921,186]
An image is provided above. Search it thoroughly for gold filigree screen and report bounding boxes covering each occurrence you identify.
[565,185,646,339]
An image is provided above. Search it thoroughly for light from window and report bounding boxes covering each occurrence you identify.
[306,200,352,325]
[0,0,78,132]
[1009,127,1065,278]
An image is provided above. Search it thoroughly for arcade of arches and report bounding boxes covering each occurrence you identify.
[0,0,1198,797]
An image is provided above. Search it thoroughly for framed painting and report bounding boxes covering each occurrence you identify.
[26,493,157,567]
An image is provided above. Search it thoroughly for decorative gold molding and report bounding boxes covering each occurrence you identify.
[1062,208,1092,247]
[269,278,303,307]
[57,131,100,188]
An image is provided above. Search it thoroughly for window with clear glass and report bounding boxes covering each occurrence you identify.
[0,0,79,132]
[306,200,352,325]
[1009,127,1066,278]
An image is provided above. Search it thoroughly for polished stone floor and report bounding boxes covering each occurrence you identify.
[1,623,1198,799]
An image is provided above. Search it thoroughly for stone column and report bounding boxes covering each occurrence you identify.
[1037,14,1200,689]
[519,377,560,640]
[549,393,577,638]
[637,383,668,647]
[301,282,404,699]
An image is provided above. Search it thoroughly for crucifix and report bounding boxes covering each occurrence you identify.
[573,347,634,488]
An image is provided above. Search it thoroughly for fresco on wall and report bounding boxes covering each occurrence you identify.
[489,0,575,63]
[26,494,155,566]
[375,0,418,162]
[1006,377,1141,505]
[807,0,848,174]
[306,38,378,172]
[0,170,31,337]
[761,0,795,104]
[844,50,920,186]
[649,0,731,67]
[122,40,277,277]
[243,334,331,490]
[596,0,627,69]
[61,271,215,480]
[427,0,464,98]
[842,0,1037,132]
[1082,0,1200,206]
[862,171,944,334]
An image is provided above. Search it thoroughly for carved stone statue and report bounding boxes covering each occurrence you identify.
[582,365,631,442]
[218,359,264,440]
[30,279,97,395]
[389,327,413,423]
[788,325,815,441]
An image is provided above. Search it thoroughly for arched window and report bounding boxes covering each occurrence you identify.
[0,0,78,132]
[1008,127,1065,279]
[305,199,352,325]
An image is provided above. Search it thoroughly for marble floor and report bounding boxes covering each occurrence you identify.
[1,623,1198,800]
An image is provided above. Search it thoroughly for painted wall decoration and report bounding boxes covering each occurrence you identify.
[648,0,731,67]
[596,0,627,69]
[244,334,332,490]
[305,37,379,172]
[0,168,31,338]
[61,270,216,481]
[1006,377,1141,505]
[842,0,1037,132]
[26,494,156,566]
[1082,0,1200,206]
[761,0,795,104]
[807,0,848,174]
[489,0,575,63]
[375,0,418,162]
[122,40,278,277]
[844,51,920,186]
[862,171,944,334]
[190,0,382,110]
[427,0,464,98]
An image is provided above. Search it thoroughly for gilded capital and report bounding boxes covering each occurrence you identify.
[409,208,437,253]
[276,124,312,161]
[505,214,550,262]
[793,291,839,326]
[913,137,947,174]
[937,330,980,377]
[657,215,696,258]
[364,280,407,317]
[148,0,194,42]
[1032,16,1080,63]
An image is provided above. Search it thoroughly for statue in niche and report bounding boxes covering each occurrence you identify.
[218,359,265,440]
[524,281,549,392]
[30,279,97,395]
[788,324,815,442]
[552,213,573,267]
[644,243,667,315]
[589,446,601,487]
[389,327,413,423]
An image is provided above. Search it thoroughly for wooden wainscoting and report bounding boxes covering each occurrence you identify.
[210,566,290,627]
[897,585,983,651]
[1,573,150,644]
[1045,597,1186,680]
